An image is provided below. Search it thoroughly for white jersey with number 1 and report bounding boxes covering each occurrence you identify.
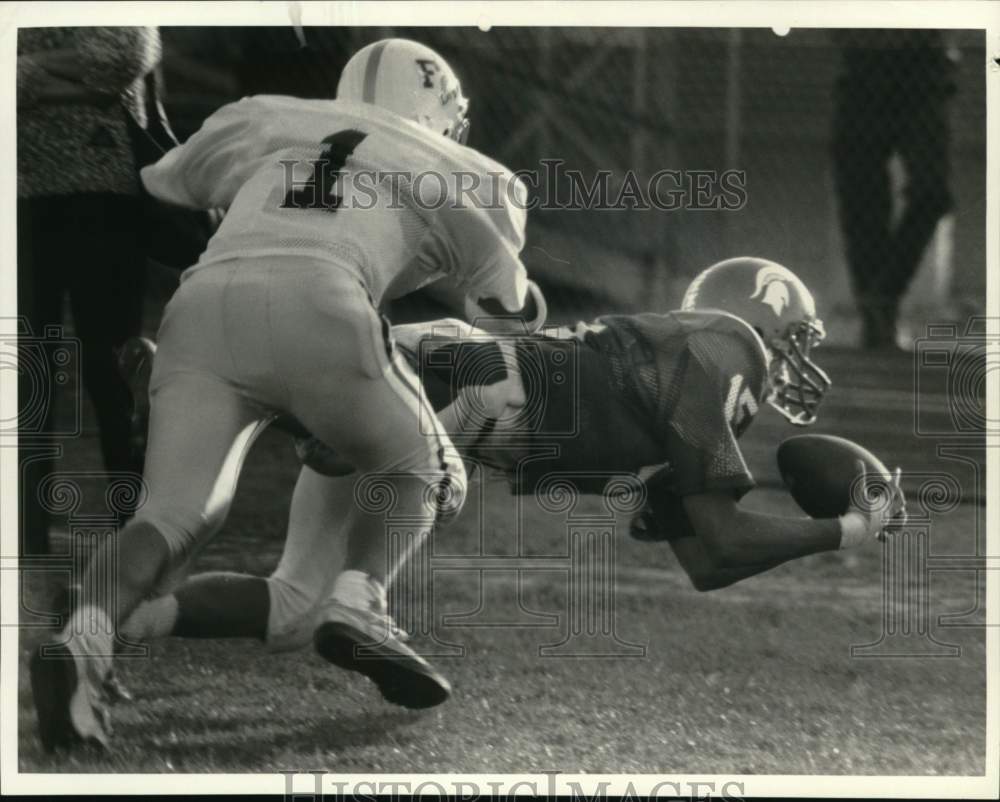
[141,95,530,310]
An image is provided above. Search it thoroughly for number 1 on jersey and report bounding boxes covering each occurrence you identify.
[282,129,367,211]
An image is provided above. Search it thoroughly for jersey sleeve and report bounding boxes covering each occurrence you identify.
[140,97,272,210]
[414,152,530,314]
[456,172,529,313]
[660,329,763,498]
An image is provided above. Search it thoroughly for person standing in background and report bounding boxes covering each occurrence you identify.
[831,30,957,350]
[17,28,162,554]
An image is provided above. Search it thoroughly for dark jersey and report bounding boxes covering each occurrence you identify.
[413,310,769,500]
[510,310,769,496]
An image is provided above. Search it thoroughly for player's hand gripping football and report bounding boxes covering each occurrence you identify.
[840,460,907,547]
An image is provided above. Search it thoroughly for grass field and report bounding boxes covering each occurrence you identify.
[16,344,987,774]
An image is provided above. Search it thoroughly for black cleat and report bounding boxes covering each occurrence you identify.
[314,603,451,710]
[29,643,110,753]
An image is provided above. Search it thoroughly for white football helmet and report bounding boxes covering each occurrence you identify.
[337,38,470,143]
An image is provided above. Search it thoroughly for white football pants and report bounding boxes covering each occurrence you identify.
[134,255,465,562]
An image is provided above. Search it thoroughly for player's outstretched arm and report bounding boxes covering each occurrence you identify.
[673,476,901,591]
[682,491,843,572]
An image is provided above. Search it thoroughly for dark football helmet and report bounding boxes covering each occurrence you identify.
[681,257,832,425]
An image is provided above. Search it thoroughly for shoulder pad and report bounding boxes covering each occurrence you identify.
[680,310,771,402]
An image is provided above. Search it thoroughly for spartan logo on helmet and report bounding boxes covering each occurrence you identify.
[750,265,791,317]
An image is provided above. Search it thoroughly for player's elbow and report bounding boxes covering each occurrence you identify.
[140,162,191,208]
[690,574,715,592]
[688,569,734,593]
[669,528,740,592]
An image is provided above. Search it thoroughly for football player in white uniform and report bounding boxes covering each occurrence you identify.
[30,39,542,751]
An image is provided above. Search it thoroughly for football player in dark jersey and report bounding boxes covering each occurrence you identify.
[115,257,904,699]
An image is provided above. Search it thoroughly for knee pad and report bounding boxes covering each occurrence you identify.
[264,574,319,653]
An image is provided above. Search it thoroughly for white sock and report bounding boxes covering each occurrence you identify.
[120,595,179,642]
[331,569,386,612]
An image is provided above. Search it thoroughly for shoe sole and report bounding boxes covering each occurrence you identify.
[29,644,106,753]
[313,622,451,709]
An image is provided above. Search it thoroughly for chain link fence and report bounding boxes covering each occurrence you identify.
[160,26,986,345]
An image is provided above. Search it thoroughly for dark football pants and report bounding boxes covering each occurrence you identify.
[832,91,953,347]
[17,194,147,555]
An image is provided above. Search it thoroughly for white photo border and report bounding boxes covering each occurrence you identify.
[1,1,997,797]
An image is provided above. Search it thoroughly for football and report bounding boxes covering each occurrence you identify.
[776,434,892,518]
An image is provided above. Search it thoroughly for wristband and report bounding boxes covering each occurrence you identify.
[838,510,870,549]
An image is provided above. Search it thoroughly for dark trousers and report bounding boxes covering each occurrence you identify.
[17,193,147,555]
[832,91,953,347]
